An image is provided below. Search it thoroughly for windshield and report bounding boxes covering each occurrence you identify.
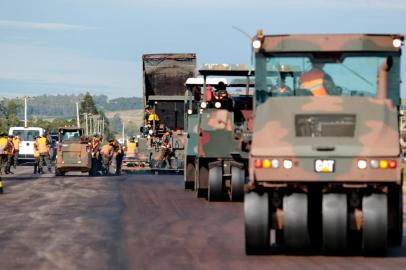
[61,130,82,141]
[255,53,400,105]
[12,130,40,141]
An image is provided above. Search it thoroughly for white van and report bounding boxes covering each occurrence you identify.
[8,127,45,162]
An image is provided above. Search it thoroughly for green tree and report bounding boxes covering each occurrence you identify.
[80,92,99,116]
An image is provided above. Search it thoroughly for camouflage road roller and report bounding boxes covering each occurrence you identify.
[192,64,254,202]
[55,127,92,176]
[244,32,404,256]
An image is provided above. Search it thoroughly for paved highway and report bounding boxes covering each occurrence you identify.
[0,166,405,270]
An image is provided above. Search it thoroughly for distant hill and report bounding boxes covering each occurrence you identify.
[4,94,143,119]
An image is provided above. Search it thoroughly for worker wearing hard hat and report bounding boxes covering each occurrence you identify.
[0,133,12,175]
[12,135,20,169]
[36,134,52,173]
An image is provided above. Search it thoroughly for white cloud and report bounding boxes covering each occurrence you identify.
[0,20,94,31]
[0,42,139,97]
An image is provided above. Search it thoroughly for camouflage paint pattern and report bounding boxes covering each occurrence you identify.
[250,33,403,187]
[250,96,401,184]
[197,109,239,158]
[186,114,199,157]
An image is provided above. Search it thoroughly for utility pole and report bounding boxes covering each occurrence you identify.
[24,96,28,128]
[102,118,105,135]
[84,113,89,135]
[76,102,80,128]
[122,122,125,143]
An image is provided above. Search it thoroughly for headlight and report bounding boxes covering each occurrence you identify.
[148,130,153,135]
[200,102,207,109]
[252,39,262,49]
[357,160,367,169]
[187,109,193,115]
[271,159,280,169]
[214,102,221,109]
[136,135,141,139]
[283,160,293,169]
[393,38,403,48]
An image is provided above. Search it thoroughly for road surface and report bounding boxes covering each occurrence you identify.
[0,166,405,270]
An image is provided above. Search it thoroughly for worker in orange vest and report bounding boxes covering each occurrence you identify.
[0,133,12,175]
[36,134,51,173]
[33,136,40,174]
[5,135,15,174]
[12,135,20,169]
[300,62,335,96]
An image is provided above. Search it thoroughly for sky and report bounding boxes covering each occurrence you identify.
[0,0,405,98]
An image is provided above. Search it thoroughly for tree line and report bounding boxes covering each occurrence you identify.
[2,94,142,119]
[0,93,116,140]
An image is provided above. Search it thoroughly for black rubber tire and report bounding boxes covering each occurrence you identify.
[55,169,64,176]
[184,160,195,190]
[388,185,403,246]
[283,193,310,251]
[362,193,388,256]
[322,193,348,253]
[195,163,208,198]
[245,190,270,255]
[230,167,244,202]
[208,166,223,201]
[275,229,284,245]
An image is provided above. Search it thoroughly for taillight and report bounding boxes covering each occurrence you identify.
[388,160,397,169]
[254,159,263,168]
[369,159,397,169]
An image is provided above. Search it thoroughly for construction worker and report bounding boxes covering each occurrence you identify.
[100,139,114,175]
[33,136,40,174]
[158,136,172,168]
[113,139,124,175]
[147,109,160,127]
[0,133,11,175]
[300,62,335,96]
[126,137,137,158]
[90,134,102,172]
[12,135,20,169]
[5,135,15,174]
[36,134,51,173]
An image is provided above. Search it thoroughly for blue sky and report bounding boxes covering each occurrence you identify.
[0,0,405,98]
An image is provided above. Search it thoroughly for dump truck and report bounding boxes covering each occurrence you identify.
[190,64,254,201]
[55,127,92,176]
[245,32,404,256]
[122,53,196,173]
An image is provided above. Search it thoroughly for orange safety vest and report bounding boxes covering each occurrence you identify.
[0,137,7,154]
[33,143,40,158]
[12,137,20,150]
[36,137,48,154]
[300,69,328,96]
[126,142,137,158]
